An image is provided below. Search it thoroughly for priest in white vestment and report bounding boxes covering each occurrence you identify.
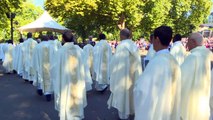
[22,32,38,83]
[54,31,87,120]
[134,26,181,120]
[93,33,112,92]
[107,29,142,119]
[143,34,156,69]
[170,34,187,65]
[83,44,94,91]
[32,36,54,101]
[3,41,14,73]
[181,32,212,120]
[14,38,24,75]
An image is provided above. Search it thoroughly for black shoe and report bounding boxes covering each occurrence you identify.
[46,94,51,102]
[29,81,33,84]
[37,89,43,96]
[24,80,29,82]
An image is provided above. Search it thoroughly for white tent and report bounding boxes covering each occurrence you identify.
[18,11,69,33]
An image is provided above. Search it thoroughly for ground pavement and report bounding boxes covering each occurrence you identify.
[0,63,134,120]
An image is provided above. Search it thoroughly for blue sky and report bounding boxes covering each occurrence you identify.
[33,0,45,8]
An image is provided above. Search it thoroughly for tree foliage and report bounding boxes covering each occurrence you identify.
[0,0,43,42]
[45,0,212,40]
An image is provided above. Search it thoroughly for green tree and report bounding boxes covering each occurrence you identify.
[0,1,43,42]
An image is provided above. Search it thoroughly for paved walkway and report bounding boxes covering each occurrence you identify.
[0,63,134,120]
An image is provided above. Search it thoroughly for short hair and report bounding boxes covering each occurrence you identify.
[154,26,173,46]
[173,34,182,43]
[99,33,106,40]
[120,28,131,39]
[189,32,203,45]
[49,35,54,40]
[41,35,49,41]
[27,32,32,38]
[62,31,74,43]
[19,38,24,43]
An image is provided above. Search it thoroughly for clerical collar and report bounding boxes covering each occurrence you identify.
[155,49,169,56]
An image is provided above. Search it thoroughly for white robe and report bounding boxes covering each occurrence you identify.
[181,46,212,120]
[3,44,14,73]
[93,40,112,85]
[170,41,186,65]
[107,39,142,119]
[83,44,94,91]
[143,44,156,69]
[48,40,62,94]
[146,44,156,60]
[54,42,87,120]
[211,69,213,120]
[17,43,24,75]
[134,49,181,120]
[0,43,5,60]
[22,38,38,81]
[32,41,53,94]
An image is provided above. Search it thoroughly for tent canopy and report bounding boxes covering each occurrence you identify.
[18,11,69,33]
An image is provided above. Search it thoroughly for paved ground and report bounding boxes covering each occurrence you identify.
[0,63,134,120]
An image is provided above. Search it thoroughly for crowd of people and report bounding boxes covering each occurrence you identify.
[0,25,212,120]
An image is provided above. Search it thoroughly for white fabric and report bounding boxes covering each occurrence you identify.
[134,48,181,120]
[107,39,142,119]
[3,44,14,73]
[18,11,69,33]
[211,69,213,120]
[181,46,212,120]
[93,40,112,85]
[54,42,87,120]
[1,43,8,61]
[170,41,186,65]
[83,44,94,91]
[146,44,156,60]
[16,43,24,75]
[22,38,38,81]
[0,43,5,60]
[48,40,62,94]
[32,41,54,94]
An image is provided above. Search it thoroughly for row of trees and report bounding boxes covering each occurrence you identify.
[45,0,212,40]
[0,0,43,42]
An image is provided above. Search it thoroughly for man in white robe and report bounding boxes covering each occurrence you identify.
[54,31,87,120]
[143,34,156,69]
[13,38,24,73]
[3,40,14,73]
[16,39,25,76]
[22,32,38,83]
[83,43,94,91]
[134,26,181,120]
[181,32,212,120]
[32,36,55,101]
[170,34,187,65]
[93,33,112,92]
[0,43,5,61]
[107,29,142,119]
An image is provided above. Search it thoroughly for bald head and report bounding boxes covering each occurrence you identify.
[187,32,203,50]
[120,28,131,40]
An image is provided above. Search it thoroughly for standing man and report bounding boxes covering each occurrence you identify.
[108,29,142,119]
[134,26,181,120]
[22,32,38,83]
[181,32,212,120]
[170,34,186,65]
[54,31,87,120]
[93,33,112,92]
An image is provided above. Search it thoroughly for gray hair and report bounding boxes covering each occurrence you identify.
[189,32,203,45]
